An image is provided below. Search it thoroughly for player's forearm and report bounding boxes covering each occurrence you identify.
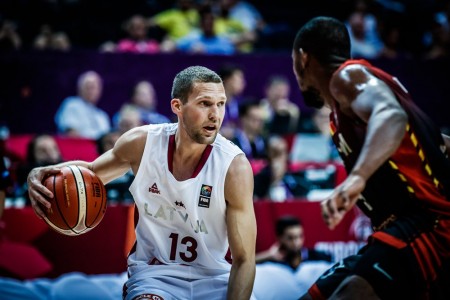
[228,260,255,300]
[351,107,407,181]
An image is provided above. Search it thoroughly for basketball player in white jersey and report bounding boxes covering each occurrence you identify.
[27,66,257,300]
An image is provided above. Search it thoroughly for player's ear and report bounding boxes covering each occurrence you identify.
[171,98,182,114]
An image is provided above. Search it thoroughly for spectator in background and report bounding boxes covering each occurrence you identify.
[176,5,236,55]
[115,14,161,54]
[256,215,332,268]
[292,106,340,163]
[377,18,407,59]
[218,63,246,139]
[253,215,332,300]
[214,1,258,53]
[115,105,143,135]
[15,134,63,204]
[345,10,383,59]
[253,136,299,201]
[424,3,450,60]
[33,25,71,52]
[231,100,267,160]
[260,75,300,136]
[0,152,12,218]
[96,131,121,156]
[147,0,199,47]
[219,0,265,34]
[55,70,111,140]
[113,80,170,130]
[0,17,21,51]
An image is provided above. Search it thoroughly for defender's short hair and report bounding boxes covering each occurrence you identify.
[293,16,351,65]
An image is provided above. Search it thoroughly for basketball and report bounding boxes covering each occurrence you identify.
[40,165,107,236]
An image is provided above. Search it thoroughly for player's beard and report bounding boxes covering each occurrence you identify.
[185,122,218,145]
[191,130,217,144]
[302,87,324,109]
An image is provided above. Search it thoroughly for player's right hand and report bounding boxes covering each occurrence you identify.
[27,166,61,219]
[321,174,365,230]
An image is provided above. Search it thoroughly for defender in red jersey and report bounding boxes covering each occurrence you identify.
[292,16,450,299]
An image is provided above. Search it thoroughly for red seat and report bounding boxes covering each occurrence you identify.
[5,134,99,163]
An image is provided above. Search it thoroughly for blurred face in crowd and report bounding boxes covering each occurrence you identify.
[279,224,305,255]
[127,15,147,40]
[266,80,290,103]
[99,131,120,154]
[267,136,288,161]
[313,106,331,136]
[118,106,143,134]
[78,71,103,104]
[132,81,156,110]
[241,105,264,137]
[33,135,62,165]
[223,70,246,98]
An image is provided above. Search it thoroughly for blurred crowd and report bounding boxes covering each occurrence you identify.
[1,60,342,207]
[2,0,450,206]
[0,0,449,59]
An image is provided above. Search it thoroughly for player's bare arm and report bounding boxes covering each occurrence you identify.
[323,65,408,229]
[91,125,147,184]
[225,154,257,300]
[27,125,147,218]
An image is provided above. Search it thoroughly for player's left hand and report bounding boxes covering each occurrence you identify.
[321,174,365,230]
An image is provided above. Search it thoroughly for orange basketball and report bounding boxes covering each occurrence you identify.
[40,165,107,236]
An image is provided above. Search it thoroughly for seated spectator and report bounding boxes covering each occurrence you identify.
[214,1,257,53]
[231,100,267,160]
[96,130,121,156]
[15,134,64,204]
[0,152,12,218]
[256,215,332,268]
[253,136,302,201]
[219,0,266,34]
[113,80,170,129]
[54,70,111,140]
[253,215,332,299]
[292,106,340,163]
[115,105,143,135]
[33,25,71,52]
[176,5,236,55]
[346,10,383,59]
[260,75,300,135]
[147,0,199,45]
[217,63,246,139]
[115,14,161,54]
[0,17,21,51]
[424,5,450,60]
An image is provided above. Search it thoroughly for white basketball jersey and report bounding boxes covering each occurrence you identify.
[128,123,244,278]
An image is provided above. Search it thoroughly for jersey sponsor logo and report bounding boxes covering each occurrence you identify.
[198,184,212,208]
[149,183,160,194]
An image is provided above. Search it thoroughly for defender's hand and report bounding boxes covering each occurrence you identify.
[321,174,365,230]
